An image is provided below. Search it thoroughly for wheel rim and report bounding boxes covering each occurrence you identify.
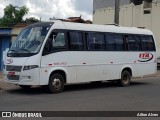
[122,74,129,85]
[52,78,61,90]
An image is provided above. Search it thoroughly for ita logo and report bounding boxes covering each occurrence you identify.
[138,53,153,62]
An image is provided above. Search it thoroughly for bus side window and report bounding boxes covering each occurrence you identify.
[140,35,155,51]
[43,31,66,54]
[86,33,105,51]
[106,33,116,51]
[52,32,66,48]
[127,35,141,51]
[114,34,125,51]
[69,31,84,50]
[106,34,124,51]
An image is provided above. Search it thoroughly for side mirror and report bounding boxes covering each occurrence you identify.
[45,42,50,51]
[9,42,12,48]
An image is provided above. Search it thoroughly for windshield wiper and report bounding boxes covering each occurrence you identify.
[17,49,31,53]
[9,49,17,53]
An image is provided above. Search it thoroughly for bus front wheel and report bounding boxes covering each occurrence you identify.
[48,73,65,93]
[118,71,131,87]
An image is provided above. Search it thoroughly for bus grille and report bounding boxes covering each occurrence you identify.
[7,75,20,80]
[6,65,22,72]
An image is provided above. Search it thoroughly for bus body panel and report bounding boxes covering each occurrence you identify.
[3,54,41,85]
[40,51,156,84]
[3,51,157,85]
[39,66,69,85]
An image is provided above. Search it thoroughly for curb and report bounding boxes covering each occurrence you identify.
[144,75,160,78]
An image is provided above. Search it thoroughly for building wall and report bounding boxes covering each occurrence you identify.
[151,2,160,56]
[0,27,25,71]
[0,28,12,71]
[93,0,160,56]
[12,27,25,42]
[93,0,131,11]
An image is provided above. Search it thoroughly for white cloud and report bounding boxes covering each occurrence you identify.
[0,3,5,17]
[0,0,93,21]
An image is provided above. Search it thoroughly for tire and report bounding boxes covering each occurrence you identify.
[19,85,31,89]
[48,73,65,93]
[118,71,131,87]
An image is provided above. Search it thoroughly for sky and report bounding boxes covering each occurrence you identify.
[0,0,93,21]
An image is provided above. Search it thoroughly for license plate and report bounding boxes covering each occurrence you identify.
[8,72,15,76]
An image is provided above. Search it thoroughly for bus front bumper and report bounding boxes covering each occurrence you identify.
[3,68,40,86]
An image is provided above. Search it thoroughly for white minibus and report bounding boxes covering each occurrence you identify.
[3,20,157,93]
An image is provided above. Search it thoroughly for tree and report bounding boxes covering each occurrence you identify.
[25,17,39,23]
[0,4,29,27]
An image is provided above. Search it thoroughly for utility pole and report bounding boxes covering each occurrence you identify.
[114,0,120,25]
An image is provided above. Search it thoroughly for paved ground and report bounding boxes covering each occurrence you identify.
[0,76,159,110]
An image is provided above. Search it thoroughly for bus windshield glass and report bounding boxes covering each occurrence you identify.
[7,22,53,57]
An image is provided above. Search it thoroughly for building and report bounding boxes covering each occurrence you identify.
[93,0,160,56]
[11,23,28,42]
[0,28,12,71]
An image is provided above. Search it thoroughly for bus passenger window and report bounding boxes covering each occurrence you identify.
[86,33,105,51]
[106,34,115,51]
[127,35,141,51]
[114,34,124,51]
[69,31,84,50]
[106,34,124,51]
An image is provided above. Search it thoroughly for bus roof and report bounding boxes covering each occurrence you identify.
[48,20,153,35]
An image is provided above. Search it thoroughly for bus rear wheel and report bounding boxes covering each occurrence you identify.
[48,73,65,93]
[118,71,131,87]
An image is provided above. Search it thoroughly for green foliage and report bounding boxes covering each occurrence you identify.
[25,17,39,23]
[0,4,29,27]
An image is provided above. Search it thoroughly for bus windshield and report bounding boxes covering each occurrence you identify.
[7,22,53,57]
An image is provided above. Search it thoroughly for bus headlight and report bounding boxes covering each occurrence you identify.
[23,65,39,71]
